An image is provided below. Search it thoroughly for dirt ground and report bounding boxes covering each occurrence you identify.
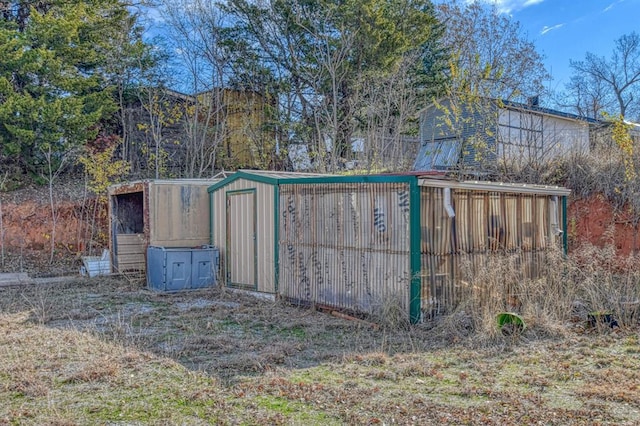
[0,277,425,384]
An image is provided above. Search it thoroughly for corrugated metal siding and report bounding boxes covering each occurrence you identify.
[420,186,561,318]
[211,178,276,293]
[278,182,411,314]
[417,100,498,171]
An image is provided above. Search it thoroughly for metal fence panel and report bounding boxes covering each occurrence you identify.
[279,182,411,314]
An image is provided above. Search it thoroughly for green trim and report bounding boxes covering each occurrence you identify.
[208,191,214,245]
[225,192,230,286]
[225,188,259,291]
[208,171,280,193]
[273,185,280,293]
[562,195,568,255]
[408,177,422,324]
[253,189,258,290]
[207,170,417,194]
[276,174,416,185]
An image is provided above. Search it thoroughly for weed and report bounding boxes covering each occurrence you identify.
[2,276,640,424]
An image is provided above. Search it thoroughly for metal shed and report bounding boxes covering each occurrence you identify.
[208,171,569,323]
[108,179,220,274]
[208,170,330,293]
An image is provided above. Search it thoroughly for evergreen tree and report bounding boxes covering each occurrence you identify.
[0,0,142,176]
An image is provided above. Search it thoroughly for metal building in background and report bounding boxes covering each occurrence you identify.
[208,170,569,323]
[108,179,220,274]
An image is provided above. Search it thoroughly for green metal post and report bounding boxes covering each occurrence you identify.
[409,177,422,324]
[273,185,280,293]
[208,191,214,245]
[562,195,568,255]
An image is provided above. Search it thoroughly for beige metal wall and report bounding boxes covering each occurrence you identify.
[278,183,411,314]
[109,179,218,274]
[149,181,214,247]
[211,178,276,293]
[420,186,562,317]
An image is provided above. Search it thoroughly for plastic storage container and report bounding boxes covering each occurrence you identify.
[147,245,219,291]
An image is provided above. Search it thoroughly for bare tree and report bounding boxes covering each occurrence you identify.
[354,52,425,171]
[562,72,618,119]
[40,144,77,264]
[161,0,230,176]
[223,0,443,172]
[0,172,6,268]
[436,0,550,101]
[569,32,640,120]
[423,1,551,178]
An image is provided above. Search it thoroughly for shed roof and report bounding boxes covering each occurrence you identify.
[235,169,333,180]
[500,99,600,124]
[418,177,570,196]
[207,170,420,193]
[207,169,569,196]
[109,178,222,195]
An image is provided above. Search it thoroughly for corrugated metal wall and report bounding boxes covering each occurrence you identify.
[210,178,276,293]
[417,99,498,171]
[278,182,412,314]
[420,186,560,317]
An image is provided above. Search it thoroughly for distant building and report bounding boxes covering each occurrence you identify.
[214,88,275,171]
[415,97,600,173]
[124,87,274,177]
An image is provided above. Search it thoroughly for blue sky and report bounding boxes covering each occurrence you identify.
[143,0,639,97]
[478,0,640,92]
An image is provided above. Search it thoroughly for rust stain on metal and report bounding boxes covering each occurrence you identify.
[108,181,145,196]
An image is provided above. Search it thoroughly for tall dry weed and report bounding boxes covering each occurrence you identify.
[570,228,640,328]
[435,237,640,341]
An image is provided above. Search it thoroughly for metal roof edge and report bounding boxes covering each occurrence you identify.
[418,178,571,195]
[277,174,418,185]
[109,178,221,193]
[499,99,600,124]
[208,170,420,189]
[207,170,279,193]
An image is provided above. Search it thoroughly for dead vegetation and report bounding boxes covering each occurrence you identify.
[1,241,640,425]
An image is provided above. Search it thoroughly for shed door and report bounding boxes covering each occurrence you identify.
[226,190,257,289]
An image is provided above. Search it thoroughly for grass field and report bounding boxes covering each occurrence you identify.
[1,277,639,425]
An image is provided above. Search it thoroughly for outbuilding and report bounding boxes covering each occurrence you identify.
[108,179,220,274]
[208,170,569,323]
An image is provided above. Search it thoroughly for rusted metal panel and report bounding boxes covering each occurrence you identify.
[419,183,565,318]
[108,181,145,196]
[149,181,213,247]
[278,182,412,314]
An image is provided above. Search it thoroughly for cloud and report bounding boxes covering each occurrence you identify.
[470,0,545,14]
[540,23,565,35]
[603,0,624,12]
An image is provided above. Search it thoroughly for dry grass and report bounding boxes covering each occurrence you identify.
[428,239,640,345]
[1,262,640,424]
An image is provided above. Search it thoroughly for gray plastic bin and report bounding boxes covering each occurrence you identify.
[147,245,219,291]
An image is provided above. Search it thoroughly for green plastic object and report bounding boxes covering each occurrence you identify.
[496,312,526,335]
